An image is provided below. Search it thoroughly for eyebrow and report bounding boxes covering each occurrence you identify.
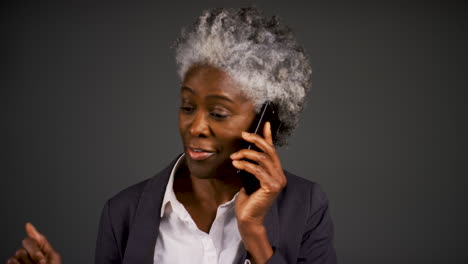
[181,86,235,103]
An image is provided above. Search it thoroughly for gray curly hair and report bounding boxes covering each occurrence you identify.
[174,7,312,146]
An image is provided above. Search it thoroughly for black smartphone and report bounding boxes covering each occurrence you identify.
[237,101,281,195]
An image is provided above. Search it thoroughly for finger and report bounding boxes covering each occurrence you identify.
[25,223,53,254]
[232,160,283,193]
[263,121,274,145]
[14,248,33,264]
[241,131,278,162]
[7,257,21,264]
[25,223,43,245]
[230,149,276,173]
[22,237,46,263]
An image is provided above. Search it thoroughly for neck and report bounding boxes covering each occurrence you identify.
[191,172,242,205]
[174,164,243,207]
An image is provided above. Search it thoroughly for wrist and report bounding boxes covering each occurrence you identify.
[238,221,263,236]
[240,225,273,264]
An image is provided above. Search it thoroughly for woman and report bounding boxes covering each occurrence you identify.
[7,7,336,264]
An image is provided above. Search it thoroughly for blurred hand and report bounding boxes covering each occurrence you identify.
[6,223,61,264]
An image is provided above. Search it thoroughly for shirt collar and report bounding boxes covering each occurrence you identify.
[160,154,186,218]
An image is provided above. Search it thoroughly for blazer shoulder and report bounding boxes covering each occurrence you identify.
[108,156,177,211]
[107,178,152,210]
[281,170,331,213]
[95,178,152,263]
[283,170,326,196]
[104,157,175,220]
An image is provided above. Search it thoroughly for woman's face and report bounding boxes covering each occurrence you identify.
[179,65,256,179]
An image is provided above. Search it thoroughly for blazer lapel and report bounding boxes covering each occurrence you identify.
[122,156,178,264]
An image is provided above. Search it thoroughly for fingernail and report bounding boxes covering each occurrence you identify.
[230,152,237,158]
[242,131,250,136]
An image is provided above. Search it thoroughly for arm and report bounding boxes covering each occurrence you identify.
[264,185,337,264]
[261,185,336,264]
[94,200,122,264]
[296,184,337,264]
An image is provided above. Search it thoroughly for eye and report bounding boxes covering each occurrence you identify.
[179,104,195,114]
[209,111,228,120]
[209,106,231,120]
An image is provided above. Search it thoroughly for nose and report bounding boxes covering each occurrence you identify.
[189,110,210,137]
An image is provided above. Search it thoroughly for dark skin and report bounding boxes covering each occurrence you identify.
[176,64,256,232]
[7,65,287,264]
[6,223,61,264]
[176,65,287,263]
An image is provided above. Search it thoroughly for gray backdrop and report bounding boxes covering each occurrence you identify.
[1,0,466,263]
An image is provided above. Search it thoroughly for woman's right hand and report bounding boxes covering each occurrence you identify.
[6,223,61,264]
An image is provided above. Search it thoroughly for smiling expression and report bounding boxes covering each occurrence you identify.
[178,65,257,179]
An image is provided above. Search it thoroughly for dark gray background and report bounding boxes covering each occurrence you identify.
[1,0,466,263]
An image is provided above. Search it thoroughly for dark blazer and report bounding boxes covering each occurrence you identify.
[94,155,337,264]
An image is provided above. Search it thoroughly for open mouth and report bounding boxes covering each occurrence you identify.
[187,147,216,161]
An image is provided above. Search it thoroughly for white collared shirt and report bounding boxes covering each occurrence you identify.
[153,154,247,264]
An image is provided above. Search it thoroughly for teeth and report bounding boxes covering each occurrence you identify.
[192,148,213,153]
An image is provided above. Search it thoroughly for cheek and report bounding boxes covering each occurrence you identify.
[178,114,190,134]
[214,122,250,149]
[222,118,250,134]
[220,128,243,143]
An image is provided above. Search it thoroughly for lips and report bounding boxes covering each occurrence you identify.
[186,147,216,161]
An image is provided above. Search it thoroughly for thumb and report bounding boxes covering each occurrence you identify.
[25,222,52,253]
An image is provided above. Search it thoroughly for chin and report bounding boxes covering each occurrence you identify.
[187,164,217,179]
[185,156,235,180]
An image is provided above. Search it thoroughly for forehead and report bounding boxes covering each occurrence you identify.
[181,65,250,103]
